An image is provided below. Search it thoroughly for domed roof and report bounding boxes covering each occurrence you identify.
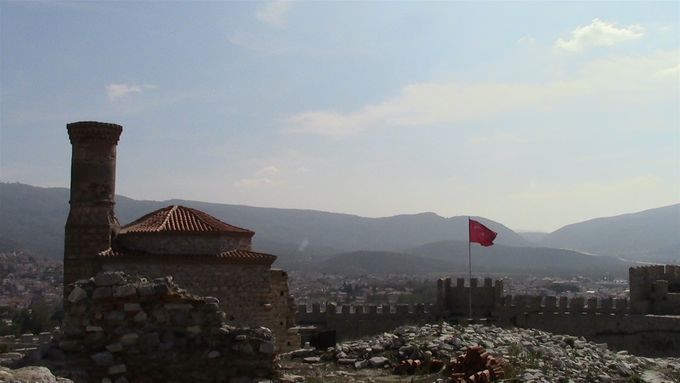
[120,205,254,236]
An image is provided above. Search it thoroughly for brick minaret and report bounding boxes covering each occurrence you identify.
[64,121,122,287]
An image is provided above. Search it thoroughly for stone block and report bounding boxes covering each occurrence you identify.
[91,351,114,366]
[68,286,88,303]
[120,333,139,346]
[95,272,127,287]
[113,285,137,298]
[123,303,140,312]
[92,287,113,299]
[107,364,126,375]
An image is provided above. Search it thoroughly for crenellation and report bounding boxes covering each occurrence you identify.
[545,296,557,311]
[569,297,584,313]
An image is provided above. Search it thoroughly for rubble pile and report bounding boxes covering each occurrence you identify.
[51,271,276,383]
[447,345,504,383]
[284,323,680,382]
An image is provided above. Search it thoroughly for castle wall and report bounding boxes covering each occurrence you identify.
[58,272,275,383]
[296,303,435,341]
[495,295,680,357]
[438,278,503,317]
[117,233,251,255]
[630,265,680,315]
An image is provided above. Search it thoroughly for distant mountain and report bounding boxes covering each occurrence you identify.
[518,231,549,244]
[312,242,632,278]
[315,251,457,275]
[0,182,673,276]
[542,204,680,263]
[0,183,531,264]
[407,240,632,278]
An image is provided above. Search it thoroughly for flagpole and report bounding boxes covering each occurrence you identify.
[468,217,472,321]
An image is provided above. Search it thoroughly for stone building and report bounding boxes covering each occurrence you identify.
[64,121,298,351]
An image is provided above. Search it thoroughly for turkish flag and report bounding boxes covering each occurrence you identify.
[469,219,497,247]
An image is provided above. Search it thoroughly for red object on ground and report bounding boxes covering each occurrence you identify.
[469,219,497,247]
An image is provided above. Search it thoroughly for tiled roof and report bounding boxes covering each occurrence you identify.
[98,248,276,265]
[120,205,254,236]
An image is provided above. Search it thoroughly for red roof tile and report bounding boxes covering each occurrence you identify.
[98,248,275,265]
[120,205,254,236]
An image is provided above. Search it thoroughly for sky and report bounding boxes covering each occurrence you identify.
[1,1,678,232]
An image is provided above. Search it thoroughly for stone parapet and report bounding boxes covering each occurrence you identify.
[54,272,275,383]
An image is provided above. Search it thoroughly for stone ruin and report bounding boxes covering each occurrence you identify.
[47,271,276,383]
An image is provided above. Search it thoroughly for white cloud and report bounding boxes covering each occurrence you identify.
[256,165,280,177]
[234,177,274,188]
[286,50,677,138]
[554,18,644,53]
[106,83,155,101]
[517,35,536,46]
[256,0,294,27]
[234,165,281,188]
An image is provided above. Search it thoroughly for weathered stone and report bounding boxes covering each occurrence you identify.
[107,364,126,375]
[113,285,137,298]
[95,272,127,287]
[164,303,193,310]
[368,356,389,367]
[133,311,147,322]
[105,343,123,353]
[207,350,220,358]
[123,303,140,312]
[91,351,115,366]
[303,356,321,363]
[92,287,113,299]
[67,287,88,303]
[259,342,275,355]
[120,333,138,346]
[106,311,125,322]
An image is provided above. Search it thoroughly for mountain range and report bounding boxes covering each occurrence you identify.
[1,182,677,276]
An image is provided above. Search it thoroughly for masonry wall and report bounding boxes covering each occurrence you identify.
[100,260,297,351]
[495,295,680,357]
[117,233,251,255]
[56,271,275,383]
[438,278,503,317]
[630,265,680,315]
[100,262,270,325]
[297,303,435,341]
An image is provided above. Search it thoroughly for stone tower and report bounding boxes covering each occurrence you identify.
[64,121,122,286]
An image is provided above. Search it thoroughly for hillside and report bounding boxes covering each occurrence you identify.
[315,251,457,275]
[407,240,631,278]
[0,183,530,263]
[543,204,680,263]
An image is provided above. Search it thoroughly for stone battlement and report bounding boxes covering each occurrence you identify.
[630,265,680,315]
[296,303,435,341]
[498,295,630,316]
[437,278,503,317]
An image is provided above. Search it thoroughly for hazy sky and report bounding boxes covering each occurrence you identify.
[1,1,678,232]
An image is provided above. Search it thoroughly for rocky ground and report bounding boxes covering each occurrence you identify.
[3,323,679,382]
[279,323,680,383]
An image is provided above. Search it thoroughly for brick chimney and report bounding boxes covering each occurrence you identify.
[64,121,122,286]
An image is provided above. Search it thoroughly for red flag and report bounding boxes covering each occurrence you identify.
[469,219,497,247]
